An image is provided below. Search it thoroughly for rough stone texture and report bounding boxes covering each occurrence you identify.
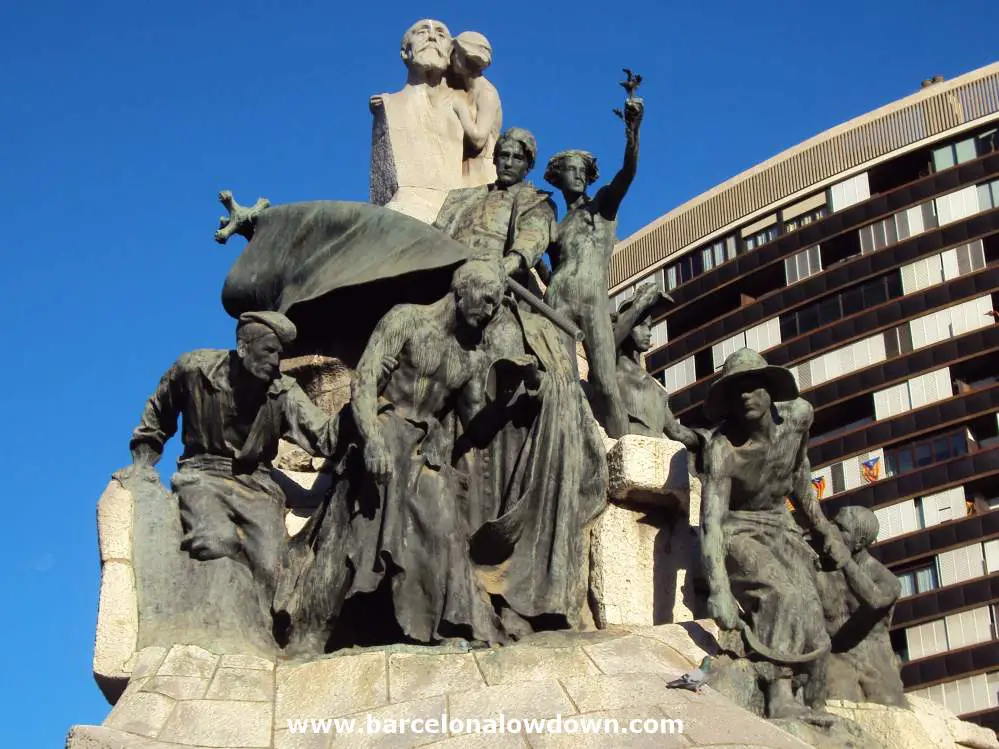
[205,667,274,701]
[590,436,705,629]
[328,695,447,748]
[95,477,140,701]
[94,557,139,700]
[158,645,219,679]
[99,477,134,562]
[105,690,176,738]
[606,435,691,506]
[73,621,998,749]
[430,735,526,749]
[826,696,999,749]
[274,468,332,537]
[281,354,353,416]
[448,679,576,723]
[220,653,275,671]
[387,653,484,701]
[582,634,689,678]
[526,707,691,749]
[125,647,168,680]
[276,652,389,722]
[561,673,688,713]
[158,700,272,747]
[623,621,720,668]
[142,675,210,701]
[474,644,600,685]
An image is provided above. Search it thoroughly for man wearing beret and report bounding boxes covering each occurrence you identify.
[127,311,339,605]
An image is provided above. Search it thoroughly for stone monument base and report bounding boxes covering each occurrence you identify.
[68,622,997,749]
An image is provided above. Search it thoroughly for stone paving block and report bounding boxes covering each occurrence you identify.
[560,674,690,713]
[274,727,331,749]
[330,695,447,748]
[158,644,219,679]
[474,646,599,686]
[663,697,810,749]
[276,652,388,721]
[142,675,210,701]
[126,646,168,679]
[582,635,689,678]
[104,690,176,738]
[526,706,691,748]
[448,680,576,725]
[205,667,274,701]
[220,653,275,671]
[426,733,527,749]
[387,653,484,701]
[66,725,162,748]
[625,622,719,668]
[158,699,272,747]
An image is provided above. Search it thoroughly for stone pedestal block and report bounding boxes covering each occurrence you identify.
[590,436,705,628]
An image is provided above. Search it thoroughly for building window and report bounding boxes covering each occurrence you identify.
[784,245,822,285]
[883,324,913,359]
[932,136,978,172]
[899,564,939,598]
[701,236,737,272]
[885,430,968,478]
[780,273,902,339]
[859,199,937,254]
[829,173,871,212]
[744,225,778,251]
[784,206,828,233]
[978,178,999,210]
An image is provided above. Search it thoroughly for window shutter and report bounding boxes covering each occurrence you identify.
[906,624,925,660]
[984,539,999,574]
[938,548,959,587]
[942,247,961,280]
[946,612,966,649]
[899,499,919,535]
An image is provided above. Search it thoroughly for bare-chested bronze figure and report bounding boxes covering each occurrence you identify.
[543,89,643,437]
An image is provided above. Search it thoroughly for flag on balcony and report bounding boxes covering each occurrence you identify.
[861,457,881,483]
[811,476,826,499]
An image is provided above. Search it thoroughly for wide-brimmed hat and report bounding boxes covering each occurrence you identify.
[612,283,674,343]
[703,348,798,421]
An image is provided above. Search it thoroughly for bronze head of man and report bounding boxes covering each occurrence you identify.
[704,348,798,425]
[400,19,452,75]
[451,258,505,330]
[235,311,297,384]
[493,127,537,188]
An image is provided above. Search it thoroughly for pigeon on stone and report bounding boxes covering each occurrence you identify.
[666,656,713,693]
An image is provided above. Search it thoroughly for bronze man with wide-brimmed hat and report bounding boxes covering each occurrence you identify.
[699,348,851,720]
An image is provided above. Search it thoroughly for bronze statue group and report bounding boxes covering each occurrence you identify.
[124,35,907,725]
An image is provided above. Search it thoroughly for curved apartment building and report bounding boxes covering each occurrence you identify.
[610,62,999,731]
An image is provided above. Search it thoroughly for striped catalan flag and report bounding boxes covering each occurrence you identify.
[811,476,826,499]
[861,457,881,483]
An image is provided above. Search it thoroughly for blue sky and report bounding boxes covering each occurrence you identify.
[2,0,997,744]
